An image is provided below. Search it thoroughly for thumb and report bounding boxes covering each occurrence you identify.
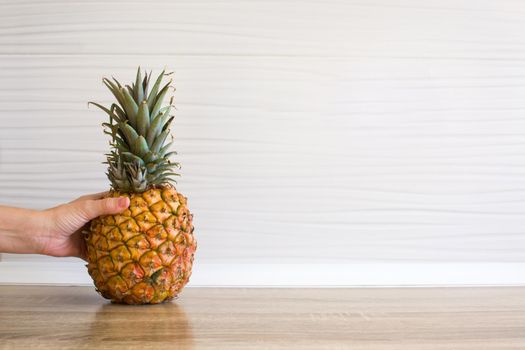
[78,196,130,220]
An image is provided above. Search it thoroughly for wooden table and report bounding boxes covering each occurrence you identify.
[0,286,523,349]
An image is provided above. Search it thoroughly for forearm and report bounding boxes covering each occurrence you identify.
[0,205,47,254]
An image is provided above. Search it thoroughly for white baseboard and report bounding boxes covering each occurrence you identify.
[0,261,524,286]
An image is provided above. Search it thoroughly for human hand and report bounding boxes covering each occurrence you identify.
[39,193,130,260]
[0,193,129,260]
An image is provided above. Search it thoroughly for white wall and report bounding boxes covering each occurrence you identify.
[0,0,524,286]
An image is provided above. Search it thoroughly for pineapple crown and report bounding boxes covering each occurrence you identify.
[89,67,180,193]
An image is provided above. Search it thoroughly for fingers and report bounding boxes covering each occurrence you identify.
[67,229,89,261]
[77,196,130,221]
[70,192,109,203]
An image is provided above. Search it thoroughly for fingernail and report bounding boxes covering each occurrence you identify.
[118,197,129,208]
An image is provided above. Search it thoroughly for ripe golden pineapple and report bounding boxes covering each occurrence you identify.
[85,68,196,304]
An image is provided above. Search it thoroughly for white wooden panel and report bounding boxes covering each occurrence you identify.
[0,0,525,285]
[1,261,525,287]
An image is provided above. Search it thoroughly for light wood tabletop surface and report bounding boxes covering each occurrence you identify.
[0,286,523,349]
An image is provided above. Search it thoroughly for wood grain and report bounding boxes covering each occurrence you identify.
[0,286,524,349]
[0,0,525,283]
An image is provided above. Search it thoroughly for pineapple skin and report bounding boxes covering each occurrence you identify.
[85,186,196,304]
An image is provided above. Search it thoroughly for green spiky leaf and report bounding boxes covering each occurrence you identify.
[150,81,171,119]
[147,70,165,112]
[151,129,170,154]
[121,88,138,127]
[134,67,144,103]
[132,136,149,158]
[136,101,150,137]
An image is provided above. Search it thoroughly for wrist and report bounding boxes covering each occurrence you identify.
[24,209,53,255]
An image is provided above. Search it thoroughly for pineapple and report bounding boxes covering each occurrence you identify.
[85,67,196,304]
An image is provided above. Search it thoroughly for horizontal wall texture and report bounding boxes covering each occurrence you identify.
[0,0,524,285]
